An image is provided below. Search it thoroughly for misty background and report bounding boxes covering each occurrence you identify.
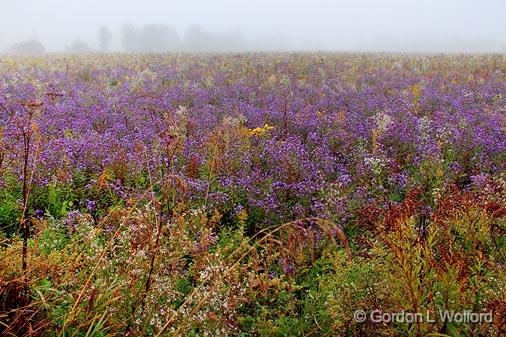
[0,0,505,54]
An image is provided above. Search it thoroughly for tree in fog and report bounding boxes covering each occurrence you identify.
[184,25,210,52]
[184,25,244,52]
[121,23,138,52]
[6,39,46,55]
[121,23,181,52]
[66,39,92,54]
[98,26,112,52]
[139,24,180,52]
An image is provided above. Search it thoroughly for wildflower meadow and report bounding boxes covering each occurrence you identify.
[0,53,505,336]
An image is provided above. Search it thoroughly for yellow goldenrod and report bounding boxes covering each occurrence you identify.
[249,124,275,137]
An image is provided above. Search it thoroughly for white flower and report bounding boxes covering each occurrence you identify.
[374,112,393,134]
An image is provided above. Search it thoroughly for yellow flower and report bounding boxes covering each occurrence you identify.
[237,208,248,225]
[64,129,73,139]
[436,167,443,179]
[410,83,422,103]
[249,124,274,137]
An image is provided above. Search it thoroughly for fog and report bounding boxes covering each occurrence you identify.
[0,0,505,53]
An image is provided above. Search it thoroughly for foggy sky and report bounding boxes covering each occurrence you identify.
[0,0,505,53]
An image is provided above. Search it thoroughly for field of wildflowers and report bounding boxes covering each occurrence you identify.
[0,53,505,336]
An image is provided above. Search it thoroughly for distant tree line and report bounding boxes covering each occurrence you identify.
[2,23,249,55]
[120,23,245,53]
[5,39,46,55]
[3,23,506,55]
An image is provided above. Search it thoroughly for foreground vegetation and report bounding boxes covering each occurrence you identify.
[0,53,505,336]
